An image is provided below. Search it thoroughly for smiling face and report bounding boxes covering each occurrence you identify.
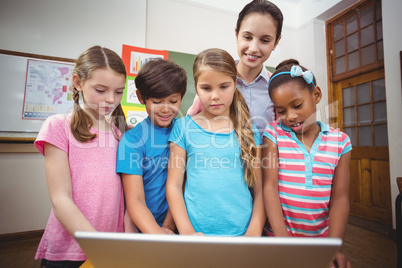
[137,92,182,128]
[236,12,280,73]
[271,81,322,135]
[196,66,236,118]
[73,68,126,120]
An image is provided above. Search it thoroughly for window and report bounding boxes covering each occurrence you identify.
[328,0,383,80]
[342,78,388,146]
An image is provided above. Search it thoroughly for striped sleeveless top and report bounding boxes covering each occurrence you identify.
[263,121,352,237]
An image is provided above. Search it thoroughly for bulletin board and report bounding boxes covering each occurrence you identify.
[120,45,169,127]
[120,45,197,127]
[0,50,76,142]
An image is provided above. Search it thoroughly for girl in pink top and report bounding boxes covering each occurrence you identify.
[34,46,135,267]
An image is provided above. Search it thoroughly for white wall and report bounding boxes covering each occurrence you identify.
[147,0,238,59]
[0,0,147,58]
[185,0,343,29]
[0,0,147,234]
[0,146,50,234]
[382,0,402,228]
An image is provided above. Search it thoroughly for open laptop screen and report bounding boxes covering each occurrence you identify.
[75,231,341,268]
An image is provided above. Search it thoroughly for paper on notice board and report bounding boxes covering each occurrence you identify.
[130,52,164,76]
[126,110,148,128]
[23,59,75,120]
[126,78,141,104]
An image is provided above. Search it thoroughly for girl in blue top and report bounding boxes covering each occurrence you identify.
[166,48,265,236]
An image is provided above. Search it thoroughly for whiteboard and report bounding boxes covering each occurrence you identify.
[0,51,75,138]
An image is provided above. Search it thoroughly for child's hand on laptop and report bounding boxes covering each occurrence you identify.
[161,226,175,235]
[192,232,205,236]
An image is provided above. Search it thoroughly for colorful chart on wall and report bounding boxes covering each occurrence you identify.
[22,59,75,120]
[121,44,169,127]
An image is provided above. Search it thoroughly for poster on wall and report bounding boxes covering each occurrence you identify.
[22,59,75,120]
[121,45,169,127]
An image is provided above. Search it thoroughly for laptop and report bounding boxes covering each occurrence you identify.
[75,231,342,268]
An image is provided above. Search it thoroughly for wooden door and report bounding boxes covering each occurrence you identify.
[326,0,391,225]
[334,70,391,225]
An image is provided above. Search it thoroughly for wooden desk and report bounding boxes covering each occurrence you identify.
[80,260,94,268]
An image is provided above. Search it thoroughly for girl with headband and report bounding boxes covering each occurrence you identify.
[262,59,352,268]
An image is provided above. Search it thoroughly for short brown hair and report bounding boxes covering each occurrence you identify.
[135,58,187,101]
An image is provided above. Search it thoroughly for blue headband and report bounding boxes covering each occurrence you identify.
[268,65,316,89]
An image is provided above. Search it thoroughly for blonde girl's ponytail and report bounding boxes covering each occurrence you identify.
[71,87,96,142]
[230,88,258,186]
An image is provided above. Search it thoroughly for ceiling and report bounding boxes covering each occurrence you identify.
[179,0,355,28]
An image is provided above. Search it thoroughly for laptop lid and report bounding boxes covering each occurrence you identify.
[75,231,341,268]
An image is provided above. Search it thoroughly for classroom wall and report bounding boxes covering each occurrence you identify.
[382,0,402,228]
[0,0,147,58]
[0,0,401,235]
[0,145,50,234]
[146,0,238,61]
